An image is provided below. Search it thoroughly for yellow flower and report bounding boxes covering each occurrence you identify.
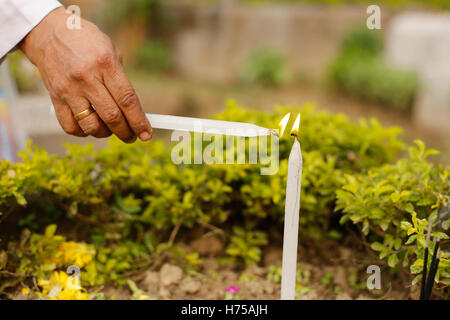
[56,288,91,300]
[56,242,96,268]
[38,271,69,294]
[45,241,96,268]
[21,287,31,295]
[36,271,92,300]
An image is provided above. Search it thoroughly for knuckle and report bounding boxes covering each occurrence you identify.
[53,81,70,96]
[63,124,81,136]
[118,90,138,109]
[59,93,72,104]
[69,65,88,81]
[91,128,111,138]
[96,51,114,69]
[82,121,101,136]
[135,120,149,131]
[102,109,123,126]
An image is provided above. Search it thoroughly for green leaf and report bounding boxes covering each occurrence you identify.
[379,219,389,231]
[413,140,426,156]
[412,259,424,267]
[44,224,57,238]
[342,183,358,195]
[417,237,426,248]
[388,254,399,268]
[371,242,385,252]
[412,275,421,285]
[407,228,417,236]
[394,238,402,250]
[404,203,414,213]
[380,250,390,260]
[390,192,400,203]
[411,212,418,229]
[431,232,449,240]
[442,219,450,231]
[405,235,416,245]
[400,221,412,231]
[42,262,56,271]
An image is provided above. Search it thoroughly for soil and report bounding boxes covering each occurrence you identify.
[99,235,427,300]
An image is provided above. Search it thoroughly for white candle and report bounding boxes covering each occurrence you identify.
[146,113,277,137]
[281,114,303,300]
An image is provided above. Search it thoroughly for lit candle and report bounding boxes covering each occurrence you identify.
[281,113,302,300]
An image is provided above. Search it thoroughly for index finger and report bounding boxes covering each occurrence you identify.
[103,67,152,141]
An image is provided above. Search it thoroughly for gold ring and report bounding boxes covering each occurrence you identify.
[74,106,95,121]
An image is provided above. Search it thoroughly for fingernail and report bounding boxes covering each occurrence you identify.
[139,131,151,141]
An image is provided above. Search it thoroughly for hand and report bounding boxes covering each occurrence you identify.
[20,7,152,143]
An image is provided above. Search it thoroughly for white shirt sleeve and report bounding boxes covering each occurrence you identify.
[0,0,63,59]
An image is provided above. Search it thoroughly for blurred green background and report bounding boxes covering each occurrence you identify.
[7,0,450,163]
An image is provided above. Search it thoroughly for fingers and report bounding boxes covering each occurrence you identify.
[85,82,136,143]
[103,66,152,141]
[51,96,86,137]
[66,96,112,138]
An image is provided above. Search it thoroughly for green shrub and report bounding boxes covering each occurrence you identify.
[136,41,172,73]
[213,101,404,237]
[328,56,419,110]
[326,27,420,111]
[0,101,447,297]
[340,27,383,57]
[239,50,289,86]
[2,101,402,239]
[336,140,449,285]
[225,227,268,266]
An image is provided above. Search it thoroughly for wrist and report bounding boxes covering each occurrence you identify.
[19,7,68,64]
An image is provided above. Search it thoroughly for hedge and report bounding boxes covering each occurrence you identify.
[0,100,448,298]
[326,27,420,111]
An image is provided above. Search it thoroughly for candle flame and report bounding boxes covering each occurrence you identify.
[278,113,291,137]
[290,113,301,136]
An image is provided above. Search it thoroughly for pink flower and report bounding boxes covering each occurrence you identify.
[225,285,239,294]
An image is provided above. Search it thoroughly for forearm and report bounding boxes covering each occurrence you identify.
[0,0,62,59]
[19,7,69,65]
